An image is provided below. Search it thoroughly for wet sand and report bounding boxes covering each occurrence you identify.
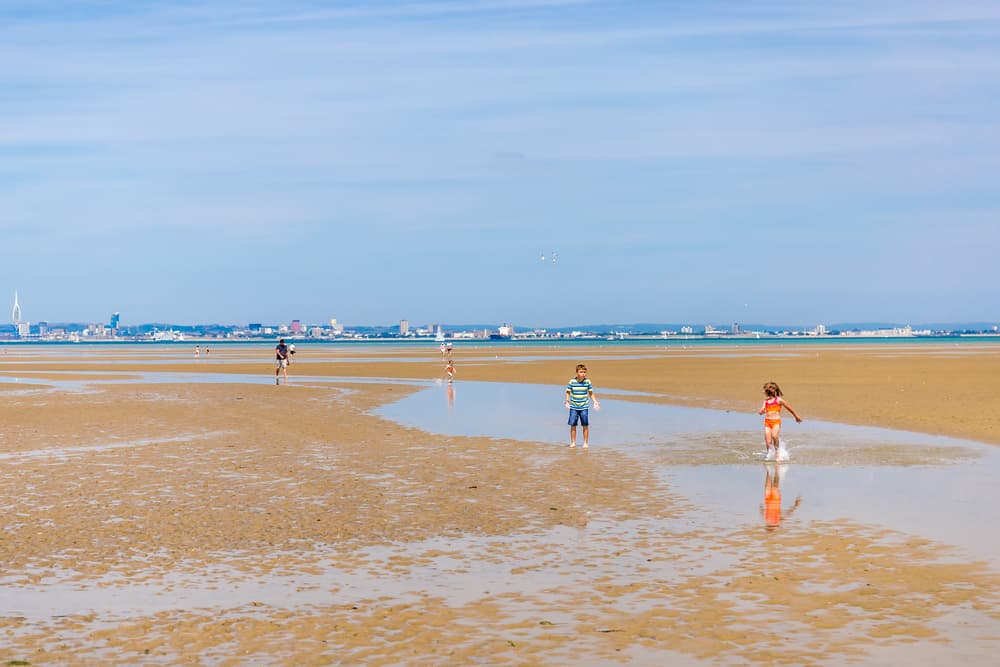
[1,343,998,665]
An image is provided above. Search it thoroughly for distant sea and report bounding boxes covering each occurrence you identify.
[4,335,999,350]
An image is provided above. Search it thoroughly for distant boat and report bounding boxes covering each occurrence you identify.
[435,327,445,343]
[490,324,514,340]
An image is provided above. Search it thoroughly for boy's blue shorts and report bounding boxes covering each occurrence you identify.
[568,408,589,427]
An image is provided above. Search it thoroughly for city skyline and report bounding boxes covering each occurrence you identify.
[4,1,999,326]
[5,286,997,339]
[4,286,999,334]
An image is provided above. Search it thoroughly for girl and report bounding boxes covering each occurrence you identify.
[759,382,802,461]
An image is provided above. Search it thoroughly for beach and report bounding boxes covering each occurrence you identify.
[1,342,998,665]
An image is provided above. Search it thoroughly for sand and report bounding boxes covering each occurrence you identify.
[1,342,998,665]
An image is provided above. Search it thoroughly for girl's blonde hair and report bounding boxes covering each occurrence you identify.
[763,381,782,397]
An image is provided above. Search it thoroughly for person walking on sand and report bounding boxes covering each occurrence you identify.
[565,364,600,448]
[759,381,802,461]
[275,338,290,385]
[444,359,456,383]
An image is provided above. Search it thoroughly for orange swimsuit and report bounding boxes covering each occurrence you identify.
[763,397,782,428]
[764,486,782,527]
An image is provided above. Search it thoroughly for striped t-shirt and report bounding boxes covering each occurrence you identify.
[566,378,593,409]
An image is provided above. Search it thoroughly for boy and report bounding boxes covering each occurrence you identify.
[565,364,600,448]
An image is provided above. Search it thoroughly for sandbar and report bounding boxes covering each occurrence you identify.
[1,342,998,665]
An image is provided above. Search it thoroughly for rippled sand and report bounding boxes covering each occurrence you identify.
[1,342,998,665]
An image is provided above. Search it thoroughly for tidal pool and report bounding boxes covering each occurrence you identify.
[376,380,1000,562]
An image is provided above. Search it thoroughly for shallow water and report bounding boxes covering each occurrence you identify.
[2,369,998,664]
[6,369,996,562]
[376,380,1000,562]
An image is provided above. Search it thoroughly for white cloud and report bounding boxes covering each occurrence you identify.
[1,0,999,322]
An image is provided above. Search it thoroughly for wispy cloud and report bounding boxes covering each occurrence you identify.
[1,1,998,323]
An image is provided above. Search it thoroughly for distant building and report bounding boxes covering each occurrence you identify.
[399,319,409,335]
[732,322,740,334]
[291,320,302,334]
[248,323,263,333]
[110,312,120,329]
[12,292,28,337]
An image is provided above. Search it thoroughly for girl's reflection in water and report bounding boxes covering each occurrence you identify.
[761,464,802,531]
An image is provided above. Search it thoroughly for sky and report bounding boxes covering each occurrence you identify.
[3,0,999,328]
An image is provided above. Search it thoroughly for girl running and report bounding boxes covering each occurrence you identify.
[759,381,802,461]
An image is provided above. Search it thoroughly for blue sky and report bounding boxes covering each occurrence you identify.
[3,1,999,327]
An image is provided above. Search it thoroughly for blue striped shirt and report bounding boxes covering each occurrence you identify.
[566,378,593,409]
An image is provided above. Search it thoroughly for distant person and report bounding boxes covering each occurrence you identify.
[446,341,453,354]
[288,343,296,364]
[444,359,456,383]
[440,342,447,357]
[565,363,600,448]
[761,465,802,531]
[194,345,200,359]
[275,338,290,385]
[759,381,802,461]
[205,347,210,356]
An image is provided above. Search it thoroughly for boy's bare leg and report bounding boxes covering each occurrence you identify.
[582,425,589,448]
[569,425,577,448]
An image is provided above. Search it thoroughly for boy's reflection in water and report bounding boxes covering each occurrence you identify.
[446,382,455,409]
[761,464,802,531]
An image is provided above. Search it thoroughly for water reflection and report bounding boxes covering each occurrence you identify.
[376,380,989,462]
[379,381,1000,558]
[761,464,802,531]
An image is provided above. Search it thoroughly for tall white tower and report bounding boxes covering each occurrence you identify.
[12,291,21,326]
